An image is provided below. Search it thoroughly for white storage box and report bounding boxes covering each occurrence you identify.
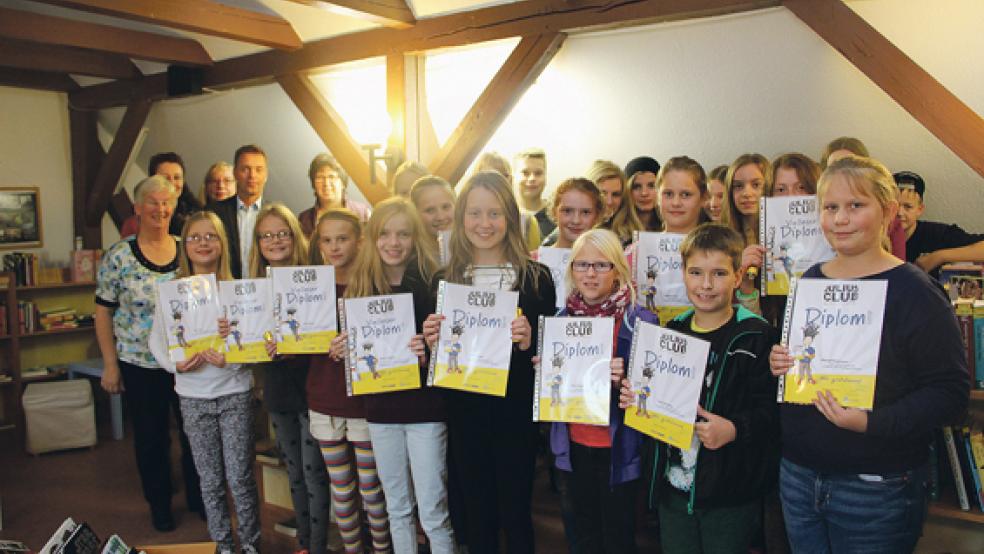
[22,380,97,454]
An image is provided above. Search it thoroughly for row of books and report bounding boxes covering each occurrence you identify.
[5,302,88,335]
[935,422,984,512]
[2,252,41,287]
[32,517,161,554]
[952,300,984,389]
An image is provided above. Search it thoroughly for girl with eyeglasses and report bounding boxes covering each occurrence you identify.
[148,211,261,554]
[422,171,556,553]
[250,203,332,554]
[547,228,657,552]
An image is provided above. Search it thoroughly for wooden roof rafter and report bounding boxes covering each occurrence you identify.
[70,0,780,109]
[0,6,213,67]
[0,67,78,92]
[287,0,416,30]
[0,38,141,80]
[29,0,302,51]
[783,0,984,178]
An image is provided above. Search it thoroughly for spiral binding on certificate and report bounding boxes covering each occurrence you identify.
[776,275,799,402]
[631,230,641,286]
[759,197,768,296]
[426,280,447,386]
[532,315,546,422]
[339,298,354,396]
[626,322,642,384]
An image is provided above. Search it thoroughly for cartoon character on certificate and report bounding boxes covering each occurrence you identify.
[360,342,380,379]
[445,323,464,374]
[643,268,658,312]
[285,307,302,341]
[796,321,819,386]
[775,243,794,277]
[635,362,654,417]
[172,310,190,348]
[550,353,564,407]
[228,320,244,351]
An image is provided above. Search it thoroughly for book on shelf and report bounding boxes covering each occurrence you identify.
[942,426,971,511]
[71,249,100,283]
[955,300,977,385]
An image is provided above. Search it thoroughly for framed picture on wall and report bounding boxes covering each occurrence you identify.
[0,187,42,249]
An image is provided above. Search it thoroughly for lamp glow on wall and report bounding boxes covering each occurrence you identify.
[310,59,395,183]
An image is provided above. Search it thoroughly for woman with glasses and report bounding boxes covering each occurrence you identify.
[148,212,261,554]
[299,153,371,237]
[249,203,332,554]
[548,228,657,553]
[95,175,203,531]
[200,161,237,205]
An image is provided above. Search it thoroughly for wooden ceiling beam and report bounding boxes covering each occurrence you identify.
[0,67,78,92]
[31,0,302,51]
[70,0,777,109]
[69,107,105,248]
[429,32,566,185]
[0,6,212,66]
[278,73,391,205]
[85,96,153,226]
[0,38,140,80]
[784,0,984,179]
[286,0,416,29]
[386,53,407,155]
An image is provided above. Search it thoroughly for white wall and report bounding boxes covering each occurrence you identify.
[96,0,984,235]
[0,87,74,265]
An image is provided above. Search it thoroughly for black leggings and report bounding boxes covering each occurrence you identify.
[119,362,201,513]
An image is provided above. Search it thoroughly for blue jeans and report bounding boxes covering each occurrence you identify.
[779,457,928,554]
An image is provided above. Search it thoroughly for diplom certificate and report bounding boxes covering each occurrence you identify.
[157,274,223,363]
[759,196,834,296]
[624,320,709,450]
[534,316,614,425]
[427,281,519,397]
[219,278,275,363]
[269,265,338,354]
[632,231,690,323]
[778,278,887,409]
[340,293,421,396]
[538,247,571,309]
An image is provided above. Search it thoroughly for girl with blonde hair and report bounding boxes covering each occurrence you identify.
[720,153,771,314]
[549,228,657,552]
[149,212,259,553]
[339,198,452,552]
[308,209,392,553]
[589,160,642,246]
[250,204,332,554]
[769,155,969,551]
[423,171,557,553]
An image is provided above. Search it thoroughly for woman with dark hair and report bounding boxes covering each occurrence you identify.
[298,153,371,236]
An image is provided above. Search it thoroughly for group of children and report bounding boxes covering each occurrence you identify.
[132,137,972,554]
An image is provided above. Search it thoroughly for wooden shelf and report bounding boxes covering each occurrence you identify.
[17,326,93,339]
[6,281,96,292]
[929,497,984,524]
[21,367,67,383]
[970,389,984,402]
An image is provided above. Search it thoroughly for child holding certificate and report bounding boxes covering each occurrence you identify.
[342,198,451,553]
[548,229,657,552]
[149,212,260,554]
[307,209,391,553]
[423,171,556,554]
[249,204,331,554]
[769,156,970,552]
[620,223,779,553]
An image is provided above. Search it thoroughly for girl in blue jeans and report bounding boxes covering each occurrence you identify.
[769,156,969,553]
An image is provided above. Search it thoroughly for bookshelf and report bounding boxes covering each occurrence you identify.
[0,272,98,433]
[928,391,984,524]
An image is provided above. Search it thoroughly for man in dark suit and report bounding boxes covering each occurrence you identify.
[209,144,268,278]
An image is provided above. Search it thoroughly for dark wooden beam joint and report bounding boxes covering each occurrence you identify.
[85,97,153,226]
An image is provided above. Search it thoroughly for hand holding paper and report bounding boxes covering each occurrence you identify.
[512,314,532,351]
[695,406,736,450]
[769,344,795,377]
[813,390,868,433]
[423,314,444,349]
[618,378,634,409]
[610,357,624,384]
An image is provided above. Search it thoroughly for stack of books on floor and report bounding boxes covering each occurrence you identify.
[934,421,984,512]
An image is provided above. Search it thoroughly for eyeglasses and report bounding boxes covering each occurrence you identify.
[186,233,220,243]
[259,230,293,242]
[572,261,615,273]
